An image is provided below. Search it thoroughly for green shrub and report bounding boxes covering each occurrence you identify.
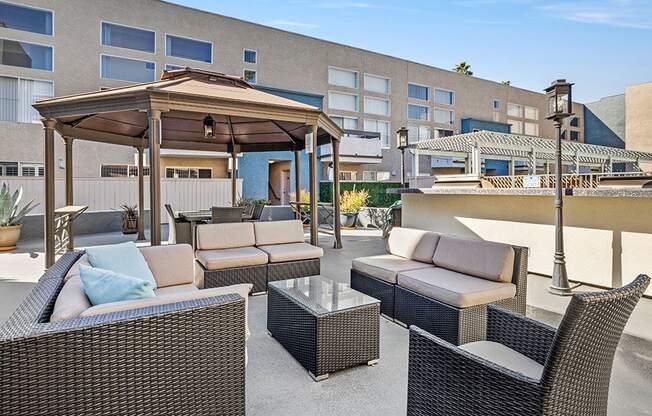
[340,188,369,214]
[320,181,402,208]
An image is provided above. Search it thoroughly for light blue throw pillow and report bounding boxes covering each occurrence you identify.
[79,265,156,306]
[85,242,157,288]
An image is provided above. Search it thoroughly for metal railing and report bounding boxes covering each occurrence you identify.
[484,171,650,189]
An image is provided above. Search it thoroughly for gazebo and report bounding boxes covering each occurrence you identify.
[33,68,343,267]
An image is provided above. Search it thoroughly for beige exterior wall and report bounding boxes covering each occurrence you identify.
[0,0,584,181]
[625,81,652,171]
[401,193,652,295]
[160,156,229,178]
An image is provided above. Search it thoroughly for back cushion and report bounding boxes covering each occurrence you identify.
[197,222,255,250]
[140,244,195,288]
[386,227,440,263]
[254,220,304,246]
[433,236,515,283]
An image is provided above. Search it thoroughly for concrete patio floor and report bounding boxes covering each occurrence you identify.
[1,229,651,415]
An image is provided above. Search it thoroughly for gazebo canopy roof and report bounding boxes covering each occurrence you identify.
[33,68,341,152]
[415,131,652,164]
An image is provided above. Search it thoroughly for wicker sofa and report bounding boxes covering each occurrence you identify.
[351,227,528,345]
[195,219,323,294]
[0,246,247,415]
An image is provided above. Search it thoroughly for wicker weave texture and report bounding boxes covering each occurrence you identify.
[350,269,395,318]
[202,263,267,293]
[267,258,320,283]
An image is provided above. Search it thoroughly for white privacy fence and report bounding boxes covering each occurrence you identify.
[0,177,243,215]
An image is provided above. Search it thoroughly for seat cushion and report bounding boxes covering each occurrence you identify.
[155,283,199,296]
[459,341,543,380]
[63,254,91,282]
[257,242,323,263]
[352,254,435,284]
[140,244,195,288]
[50,275,92,322]
[433,236,515,283]
[196,247,268,270]
[79,265,156,306]
[85,242,157,288]
[254,220,304,246]
[397,267,516,308]
[387,227,440,263]
[196,222,256,250]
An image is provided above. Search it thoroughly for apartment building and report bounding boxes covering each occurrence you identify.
[0,0,585,200]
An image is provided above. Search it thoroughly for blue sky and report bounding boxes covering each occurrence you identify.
[168,0,652,102]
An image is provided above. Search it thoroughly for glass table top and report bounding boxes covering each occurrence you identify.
[269,275,380,316]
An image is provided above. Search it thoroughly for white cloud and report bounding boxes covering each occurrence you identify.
[268,19,319,29]
[539,1,652,29]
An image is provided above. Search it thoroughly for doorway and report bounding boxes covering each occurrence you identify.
[268,160,291,205]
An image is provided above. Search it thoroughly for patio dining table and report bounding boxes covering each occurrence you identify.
[178,209,252,249]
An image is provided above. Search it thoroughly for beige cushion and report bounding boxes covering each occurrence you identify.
[196,222,256,250]
[63,254,91,282]
[257,242,323,263]
[459,341,543,380]
[433,236,515,283]
[196,247,268,270]
[352,254,434,284]
[387,228,440,263]
[155,283,199,296]
[140,244,195,288]
[50,275,92,322]
[254,220,304,246]
[397,267,516,308]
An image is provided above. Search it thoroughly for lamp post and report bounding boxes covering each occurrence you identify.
[544,79,576,296]
[396,127,409,187]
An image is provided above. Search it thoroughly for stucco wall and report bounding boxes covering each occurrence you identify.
[402,193,652,295]
[584,94,626,149]
[625,81,652,171]
[160,156,229,178]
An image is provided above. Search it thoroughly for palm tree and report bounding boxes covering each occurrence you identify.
[453,61,473,76]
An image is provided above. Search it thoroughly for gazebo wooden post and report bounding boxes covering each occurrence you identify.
[331,136,343,249]
[43,118,57,268]
[64,136,74,250]
[148,109,162,245]
[294,150,301,220]
[136,147,146,241]
[309,125,319,246]
[231,151,238,206]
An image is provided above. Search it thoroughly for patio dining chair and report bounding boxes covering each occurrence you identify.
[212,206,245,223]
[407,274,650,416]
[165,203,191,244]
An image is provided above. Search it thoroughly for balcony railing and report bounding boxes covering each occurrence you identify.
[484,171,650,189]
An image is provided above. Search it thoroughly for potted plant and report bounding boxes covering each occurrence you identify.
[120,205,139,234]
[340,188,369,228]
[0,183,38,251]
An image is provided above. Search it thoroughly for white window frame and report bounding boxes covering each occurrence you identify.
[165,166,213,179]
[364,118,390,149]
[339,171,356,181]
[165,63,184,71]
[493,99,501,110]
[330,114,359,130]
[328,90,359,112]
[434,107,455,125]
[363,72,391,94]
[0,74,55,123]
[507,102,523,118]
[524,105,539,120]
[328,66,359,89]
[243,68,257,84]
[100,20,156,54]
[164,33,213,64]
[407,82,430,101]
[0,36,54,71]
[407,103,430,121]
[508,119,523,134]
[363,96,391,117]
[19,162,44,176]
[0,1,54,36]
[362,170,390,181]
[99,53,156,82]
[524,122,539,136]
[408,125,431,143]
[434,88,455,106]
[243,48,257,64]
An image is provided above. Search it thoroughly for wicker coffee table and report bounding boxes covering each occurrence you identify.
[267,275,380,381]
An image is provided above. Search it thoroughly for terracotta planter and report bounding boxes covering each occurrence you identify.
[0,224,21,251]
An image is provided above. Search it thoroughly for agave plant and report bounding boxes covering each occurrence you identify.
[0,183,38,227]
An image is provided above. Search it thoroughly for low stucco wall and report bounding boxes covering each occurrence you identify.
[401,193,652,295]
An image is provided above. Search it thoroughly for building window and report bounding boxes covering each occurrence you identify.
[328,91,358,112]
[243,49,257,64]
[408,125,431,143]
[20,163,43,176]
[0,161,18,176]
[364,73,390,94]
[364,119,390,148]
[165,34,212,63]
[243,69,257,84]
[570,131,579,141]
[362,171,390,181]
[339,171,356,181]
[0,1,52,35]
[101,22,155,53]
[508,119,523,134]
[328,67,358,89]
[0,76,53,123]
[570,117,580,127]
[434,108,454,125]
[408,83,429,101]
[165,64,183,71]
[493,99,501,110]
[101,164,150,177]
[364,96,390,116]
[408,104,429,121]
[524,105,539,120]
[166,167,212,179]
[524,122,539,136]
[101,55,155,83]
[0,39,52,71]
[507,103,522,118]
[434,129,454,138]
[434,89,454,105]
[331,115,358,130]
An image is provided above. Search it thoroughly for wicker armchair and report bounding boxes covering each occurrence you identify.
[0,251,246,416]
[407,274,650,416]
